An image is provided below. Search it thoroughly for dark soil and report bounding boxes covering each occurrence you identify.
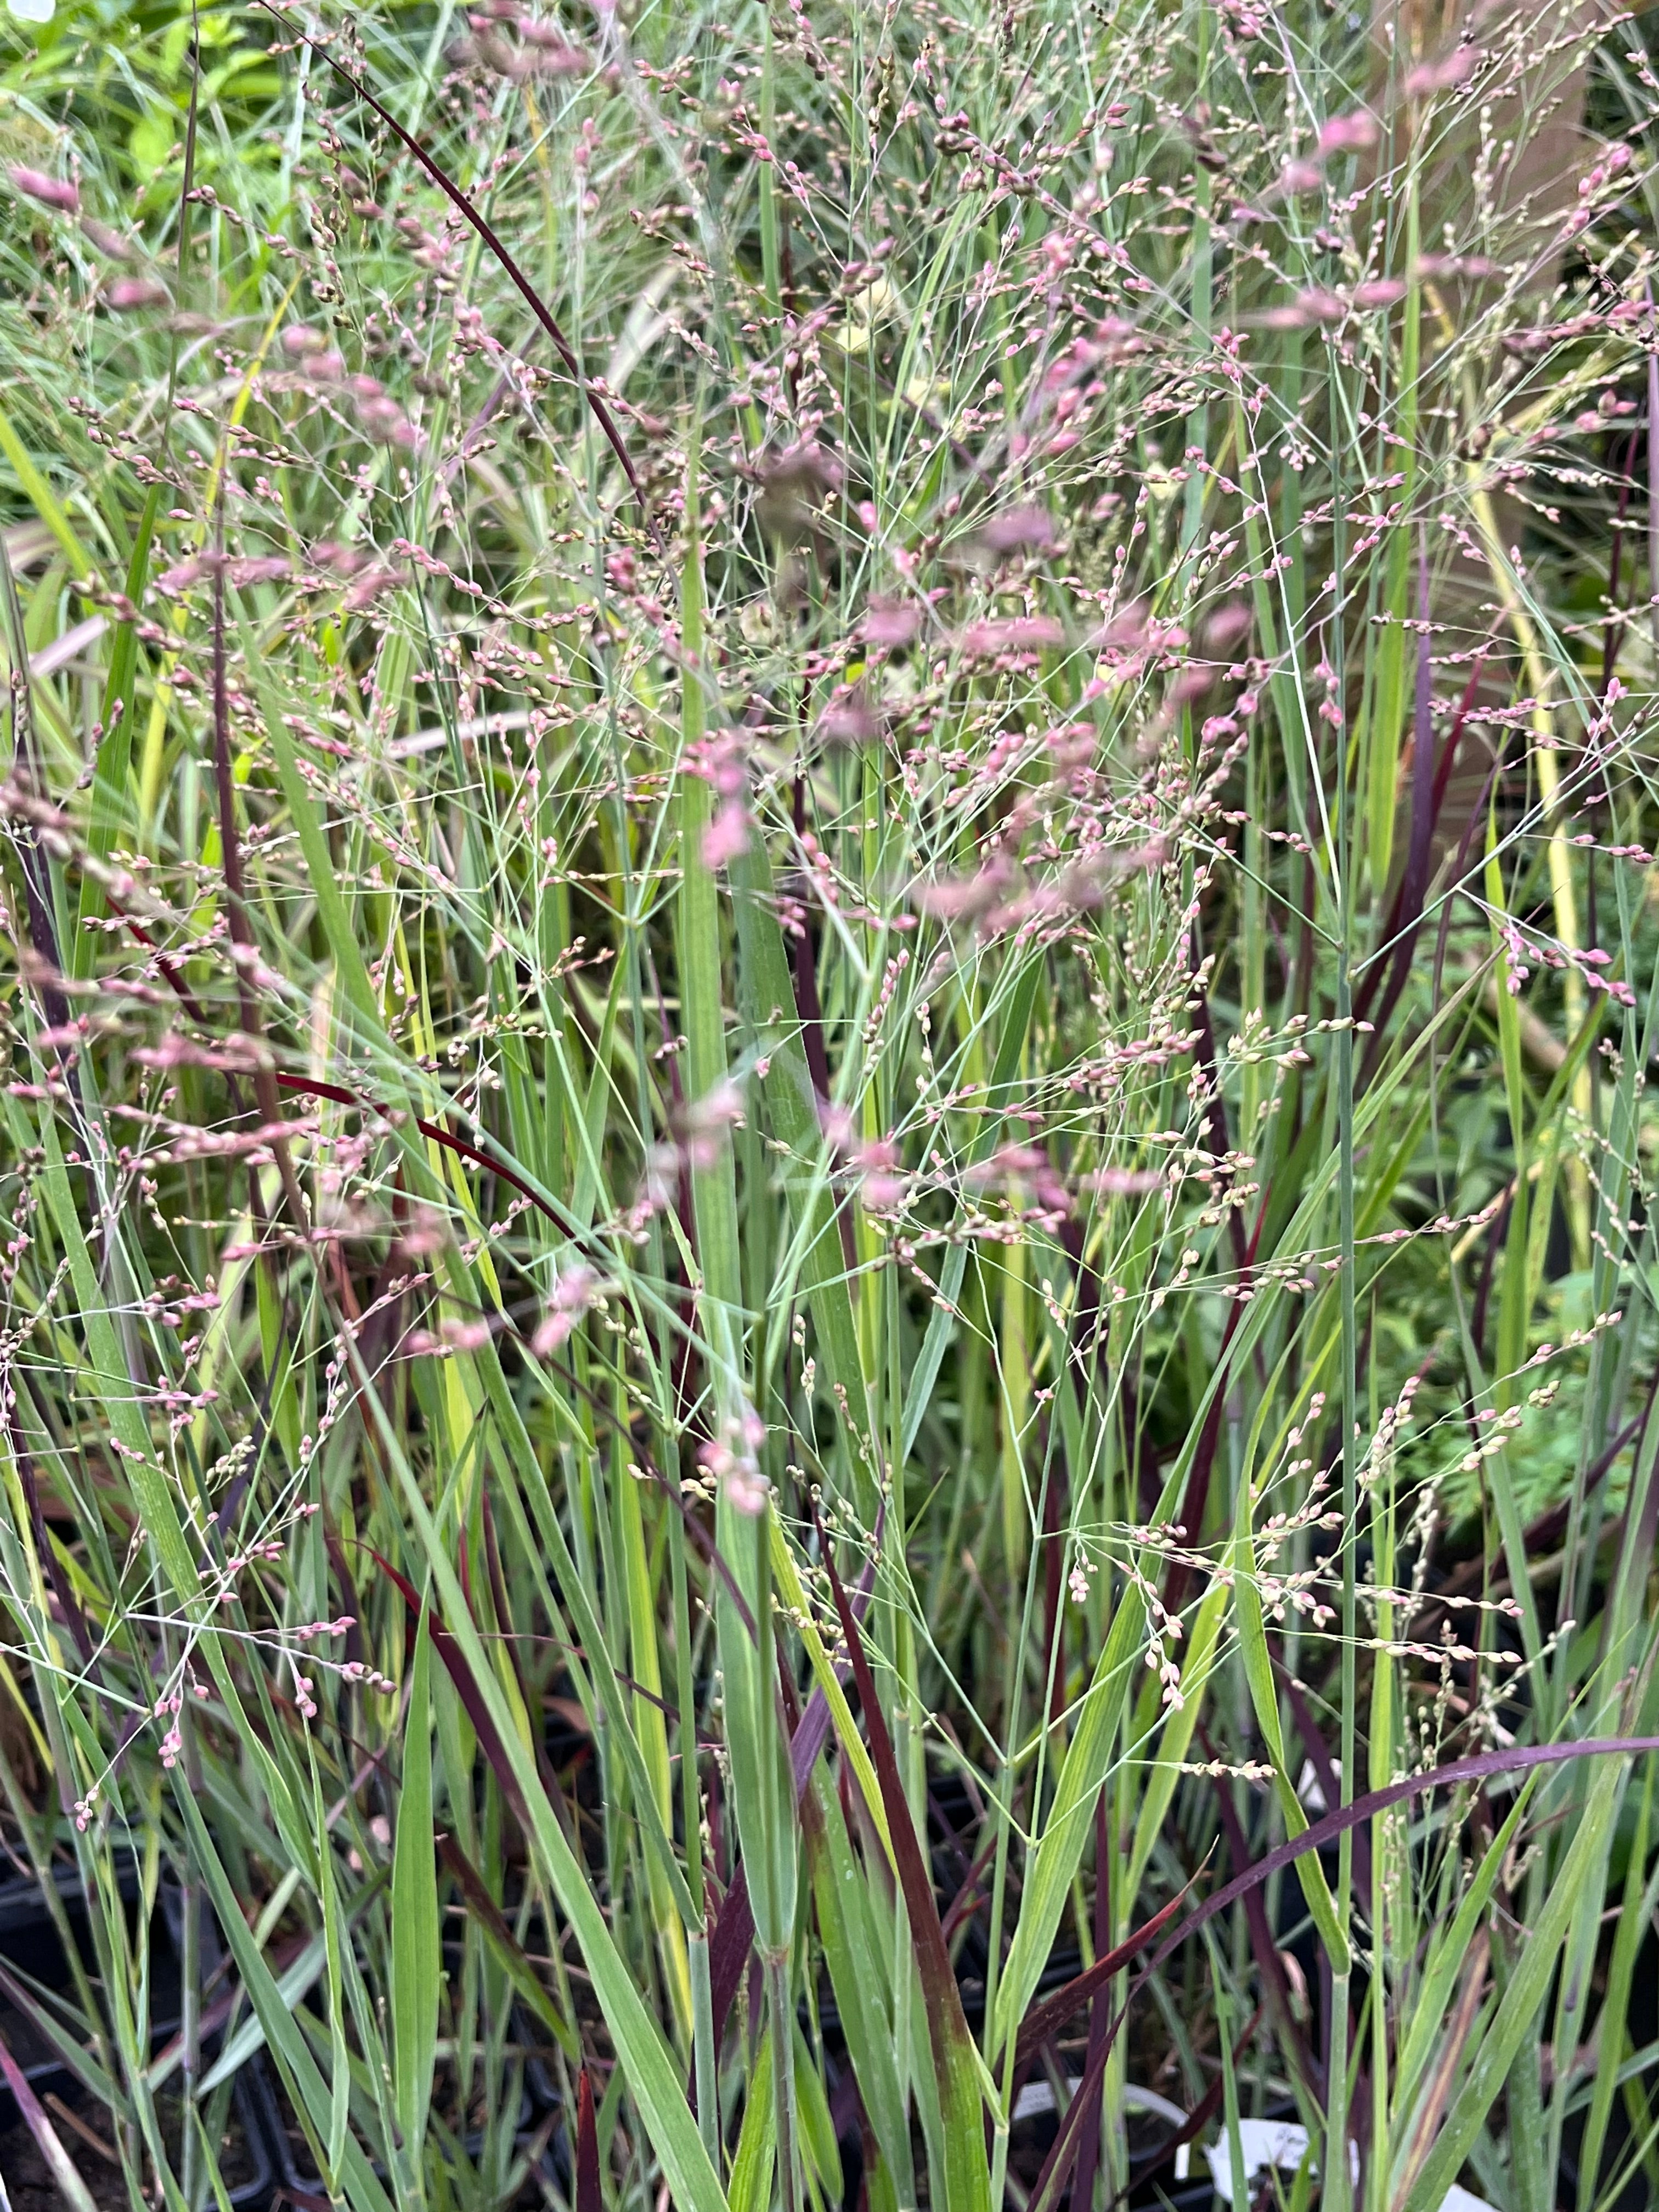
[0,2114,132,2212]
[0,2085,262,2211]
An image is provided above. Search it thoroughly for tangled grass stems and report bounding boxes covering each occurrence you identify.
[2,0,1659,2207]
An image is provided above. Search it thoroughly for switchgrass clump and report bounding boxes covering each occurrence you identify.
[1,0,1658,2208]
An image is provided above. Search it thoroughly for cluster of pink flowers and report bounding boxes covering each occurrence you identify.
[698,1407,769,1515]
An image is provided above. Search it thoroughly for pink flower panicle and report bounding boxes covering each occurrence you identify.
[10,167,80,215]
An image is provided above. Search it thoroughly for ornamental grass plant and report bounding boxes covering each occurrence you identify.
[1,0,1659,2206]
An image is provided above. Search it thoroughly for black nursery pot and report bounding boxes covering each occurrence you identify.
[251,2028,559,2208]
[0,1864,275,2209]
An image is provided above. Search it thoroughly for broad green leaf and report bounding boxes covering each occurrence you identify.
[715,1497,795,1956]
[729,2029,776,2212]
[392,1609,441,2172]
